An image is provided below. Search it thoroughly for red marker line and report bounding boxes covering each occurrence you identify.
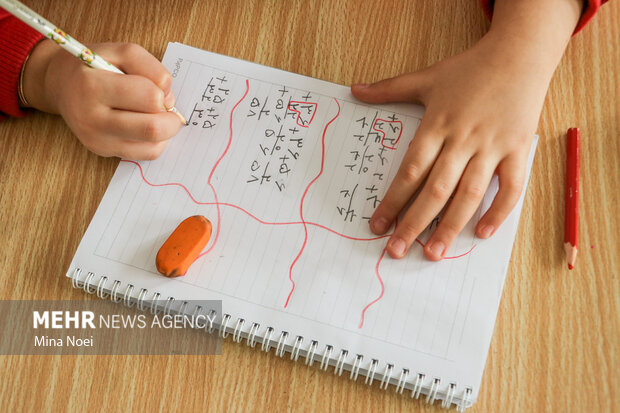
[415,239,476,260]
[359,247,387,328]
[372,118,403,150]
[122,159,391,241]
[357,241,476,328]
[288,101,318,128]
[121,89,476,323]
[284,98,341,308]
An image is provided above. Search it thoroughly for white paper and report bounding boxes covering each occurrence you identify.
[67,42,537,406]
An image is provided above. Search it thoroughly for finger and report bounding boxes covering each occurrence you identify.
[476,153,527,239]
[99,73,166,113]
[116,139,169,161]
[351,71,429,104]
[77,132,169,160]
[105,110,183,143]
[369,120,443,234]
[386,150,469,258]
[424,155,496,260]
[98,43,173,95]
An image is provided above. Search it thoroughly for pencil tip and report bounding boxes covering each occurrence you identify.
[568,264,573,270]
[167,106,188,126]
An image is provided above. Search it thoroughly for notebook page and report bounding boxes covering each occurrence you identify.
[68,42,536,403]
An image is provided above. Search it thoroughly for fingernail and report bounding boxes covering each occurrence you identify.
[164,91,176,110]
[353,83,369,88]
[479,225,494,238]
[371,217,389,233]
[388,238,406,257]
[428,241,445,257]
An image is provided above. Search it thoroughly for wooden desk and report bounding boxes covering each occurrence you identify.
[1,0,618,411]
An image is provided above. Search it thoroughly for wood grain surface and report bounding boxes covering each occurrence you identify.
[0,1,618,412]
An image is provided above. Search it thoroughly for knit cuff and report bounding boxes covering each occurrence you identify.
[574,0,605,34]
[0,14,45,119]
[479,0,607,36]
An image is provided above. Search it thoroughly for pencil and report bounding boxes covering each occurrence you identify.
[0,0,188,125]
[565,127,580,270]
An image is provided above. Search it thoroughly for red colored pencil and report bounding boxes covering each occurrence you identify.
[565,128,580,269]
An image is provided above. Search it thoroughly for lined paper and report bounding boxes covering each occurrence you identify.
[68,42,537,403]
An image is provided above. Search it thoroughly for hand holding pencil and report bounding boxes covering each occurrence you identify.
[1,0,186,160]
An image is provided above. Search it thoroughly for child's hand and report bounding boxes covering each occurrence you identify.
[352,39,538,261]
[351,0,581,260]
[22,41,182,160]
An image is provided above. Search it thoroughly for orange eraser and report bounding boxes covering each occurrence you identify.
[156,215,212,277]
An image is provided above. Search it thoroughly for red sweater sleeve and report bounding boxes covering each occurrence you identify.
[0,7,44,121]
[480,0,609,35]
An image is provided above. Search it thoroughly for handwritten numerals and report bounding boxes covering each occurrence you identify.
[337,112,404,224]
[246,88,318,192]
[248,97,271,120]
[202,76,229,103]
[373,118,403,150]
[288,101,317,128]
[189,75,229,128]
[247,161,272,185]
[336,185,359,222]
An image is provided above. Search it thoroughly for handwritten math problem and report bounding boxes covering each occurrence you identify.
[337,112,404,225]
[70,45,537,395]
[185,73,409,229]
[95,45,483,355]
[244,92,318,192]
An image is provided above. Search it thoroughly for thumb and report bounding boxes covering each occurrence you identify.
[351,71,429,104]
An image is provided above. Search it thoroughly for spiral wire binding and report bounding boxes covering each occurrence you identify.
[427,378,441,404]
[350,354,363,381]
[443,383,457,409]
[395,368,409,394]
[290,336,303,361]
[97,276,109,299]
[137,288,148,311]
[262,327,274,352]
[150,293,161,314]
[319,345,333,371]
[365,359,378,386]
[275,332,288,357]
[179,301,189,315]
[412,372,425,399]
[233,319,246,343]
[334,350,347,376]
[71,267,475,410]
[123,285,134,307]
[110,280,122,303]
[305,340,318,367]
[247,323,260,348]
[219,314,231,339]
[380,364,394,390]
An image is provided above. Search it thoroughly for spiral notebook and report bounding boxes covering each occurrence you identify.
[67,42,536,410]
